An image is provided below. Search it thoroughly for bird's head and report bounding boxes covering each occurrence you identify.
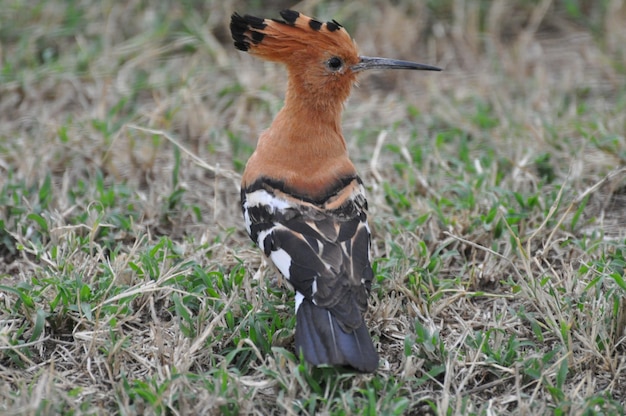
[230,10,440,106]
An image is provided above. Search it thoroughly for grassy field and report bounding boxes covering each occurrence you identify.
[1,0,626,414]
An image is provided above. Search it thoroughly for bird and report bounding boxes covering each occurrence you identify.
[230,9,440,373]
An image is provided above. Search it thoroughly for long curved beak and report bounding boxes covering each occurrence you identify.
[351,56,441,72]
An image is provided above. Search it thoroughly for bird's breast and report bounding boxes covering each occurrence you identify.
[242,148,357,203]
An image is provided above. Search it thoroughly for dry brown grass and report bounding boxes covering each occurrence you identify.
[1,0,626,414]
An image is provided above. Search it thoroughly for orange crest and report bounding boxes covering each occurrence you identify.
[231,10,363,105]
[231,10,359,68]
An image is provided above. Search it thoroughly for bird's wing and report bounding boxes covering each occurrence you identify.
[242,177,373,332]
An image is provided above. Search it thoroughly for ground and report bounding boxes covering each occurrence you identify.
[1,0,626,415]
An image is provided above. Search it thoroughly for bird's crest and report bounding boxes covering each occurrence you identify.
[230,10,359,67]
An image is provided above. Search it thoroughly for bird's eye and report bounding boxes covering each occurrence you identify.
[326,56,344,71]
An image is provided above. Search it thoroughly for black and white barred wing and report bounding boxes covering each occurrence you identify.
[242,180,378,371]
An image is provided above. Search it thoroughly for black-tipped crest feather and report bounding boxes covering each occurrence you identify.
[326,20,341,32]
[230,10,356,55]
[230,12,267,51]
[280,9,300,25]
[309,19,323,31]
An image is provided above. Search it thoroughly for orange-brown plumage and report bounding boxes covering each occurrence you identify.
[232,10,361,199]
[241,109,356,200]
[231,9,440,372]
[232,10,359,99]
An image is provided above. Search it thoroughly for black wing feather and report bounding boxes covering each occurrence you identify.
[241,178,378,372]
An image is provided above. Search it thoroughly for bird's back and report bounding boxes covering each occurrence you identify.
[241,174,378,372]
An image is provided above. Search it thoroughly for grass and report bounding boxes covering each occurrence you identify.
[1,0,626,414]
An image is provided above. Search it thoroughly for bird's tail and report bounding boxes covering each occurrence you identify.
[295,298,378,373]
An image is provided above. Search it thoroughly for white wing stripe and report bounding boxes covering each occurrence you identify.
[244,207,253,235]
[295,291,304,312]
[270,248,292,279]
[256,228,272,253]
[245,189,292,211]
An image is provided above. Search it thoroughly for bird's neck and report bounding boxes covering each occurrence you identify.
[241,82,357,199]
[265,80,348,159]
[279,82,346,144]
[270,97,346,147]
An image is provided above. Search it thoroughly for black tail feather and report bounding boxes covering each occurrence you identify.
[295,299,378,373]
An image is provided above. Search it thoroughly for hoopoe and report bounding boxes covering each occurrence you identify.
[230,9,440,373]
